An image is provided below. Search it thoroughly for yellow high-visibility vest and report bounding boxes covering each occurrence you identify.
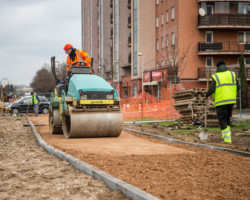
[212,70,237,106]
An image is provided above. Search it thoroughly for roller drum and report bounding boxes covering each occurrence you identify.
[49,109,62,134]
[62,111,122,138]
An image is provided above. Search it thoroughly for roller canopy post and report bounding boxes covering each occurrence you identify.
[51,56,60,85]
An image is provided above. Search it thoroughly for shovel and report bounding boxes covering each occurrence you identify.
[199,68,210,141]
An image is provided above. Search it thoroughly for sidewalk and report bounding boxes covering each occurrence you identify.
[232,111,250,121]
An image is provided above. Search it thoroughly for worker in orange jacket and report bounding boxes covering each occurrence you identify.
[63,43,91,72]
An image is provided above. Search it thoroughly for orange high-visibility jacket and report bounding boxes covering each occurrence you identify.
[66,49,91,71]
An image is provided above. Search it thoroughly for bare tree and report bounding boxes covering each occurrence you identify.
[159,38,191,91]
[30,63,56,93]
[55,61,67,83]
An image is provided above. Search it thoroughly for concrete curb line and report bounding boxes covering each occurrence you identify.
[26,116,159,200]
[123,128,250,157]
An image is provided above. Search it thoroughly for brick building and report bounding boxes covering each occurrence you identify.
[82,0,250,100]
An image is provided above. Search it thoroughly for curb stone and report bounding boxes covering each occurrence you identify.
[26,116,159,200]
[123,128,250,157]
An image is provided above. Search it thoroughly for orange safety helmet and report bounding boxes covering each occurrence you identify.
[63,43,73,50]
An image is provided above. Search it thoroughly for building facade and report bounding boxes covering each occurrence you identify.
[82,0,250,99]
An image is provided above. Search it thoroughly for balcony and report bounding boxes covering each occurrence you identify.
[128,53,131,64]
[110,13,113,24]
[128,35,131,47]
[110,28,113,39]
[198,14,250,29]
[128,16,131,28]
[198,41,250,55]
[127,0,131,9]
[198,66,250,80]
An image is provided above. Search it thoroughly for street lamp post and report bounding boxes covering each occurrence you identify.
[138,53,144,120]
[114,60,119,94]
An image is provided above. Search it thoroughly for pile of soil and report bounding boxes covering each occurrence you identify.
[124,122,250,152]
[0,115,128,200]
[30,115,250,200]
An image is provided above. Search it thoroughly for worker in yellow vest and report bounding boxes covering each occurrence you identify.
[31,92,40,117]
[206,60,240,144]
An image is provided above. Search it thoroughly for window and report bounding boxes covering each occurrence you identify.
[238,3,250,14]
[206,57,213,67]
[161,13,164,25]
[238,32,250,43]
[156,0,159,5]
[156,16,159,28]
[161,37,164,49]
[158,84,161,99]
[166,59,169,67]
[206,31,213,43]
[166,11,168,23]
[172,58,175,67]
[206,5,213,14]
[23,98,31,104]
[133,0,138,75]
[238,57,250,64]
[171,7,175,20]
[161,60,165,67]
[123,87,128,98]
[156,39,159,51]
[171,32,175,46]
[166,35,169,48]
[132,83,137,96]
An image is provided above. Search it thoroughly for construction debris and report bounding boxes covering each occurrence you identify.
[174,88,219,127]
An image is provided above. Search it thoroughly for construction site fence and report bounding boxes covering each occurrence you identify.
[121,91,181,121]
[121,79,248,122]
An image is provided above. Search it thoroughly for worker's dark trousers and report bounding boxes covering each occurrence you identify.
[216,104,234,130]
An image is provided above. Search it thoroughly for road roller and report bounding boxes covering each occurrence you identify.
[49,57,122,138]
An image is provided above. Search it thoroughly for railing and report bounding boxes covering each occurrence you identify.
[110,28,113,39]
[198,14,250,27]
[110,13,113,24]
[198,66,250,79]
[127,0,131,9]
[128,16,131,28]
[128,35,131,47]
[198,41,250,53]
[128,53,131,64]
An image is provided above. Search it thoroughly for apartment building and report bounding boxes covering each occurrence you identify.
[82,0,250,99]
[154,0,250,99]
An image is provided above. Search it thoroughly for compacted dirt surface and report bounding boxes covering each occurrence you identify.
[28,115,250,200]
[0,115,128,200]
[124,120,250,152]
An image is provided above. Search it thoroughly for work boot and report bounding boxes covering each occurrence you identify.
[221,126,232,144]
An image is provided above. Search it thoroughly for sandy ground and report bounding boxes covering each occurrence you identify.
[0,115,128,200]
[30,115,250,200]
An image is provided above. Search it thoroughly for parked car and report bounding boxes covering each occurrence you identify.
[10,96,50,114]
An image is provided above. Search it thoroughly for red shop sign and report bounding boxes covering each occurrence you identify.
[152,71,162,77]
[144,72,151,82]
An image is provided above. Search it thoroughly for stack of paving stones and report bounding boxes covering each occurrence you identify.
[173,88,219,127]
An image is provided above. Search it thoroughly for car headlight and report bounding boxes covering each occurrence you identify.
[81,95,87,100]
[106,95,113,100]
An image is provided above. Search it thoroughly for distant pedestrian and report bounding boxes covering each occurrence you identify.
[206,60,240,144]
[31,92,40,117]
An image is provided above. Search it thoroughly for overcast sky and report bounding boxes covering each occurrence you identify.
[0,0,82,86]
